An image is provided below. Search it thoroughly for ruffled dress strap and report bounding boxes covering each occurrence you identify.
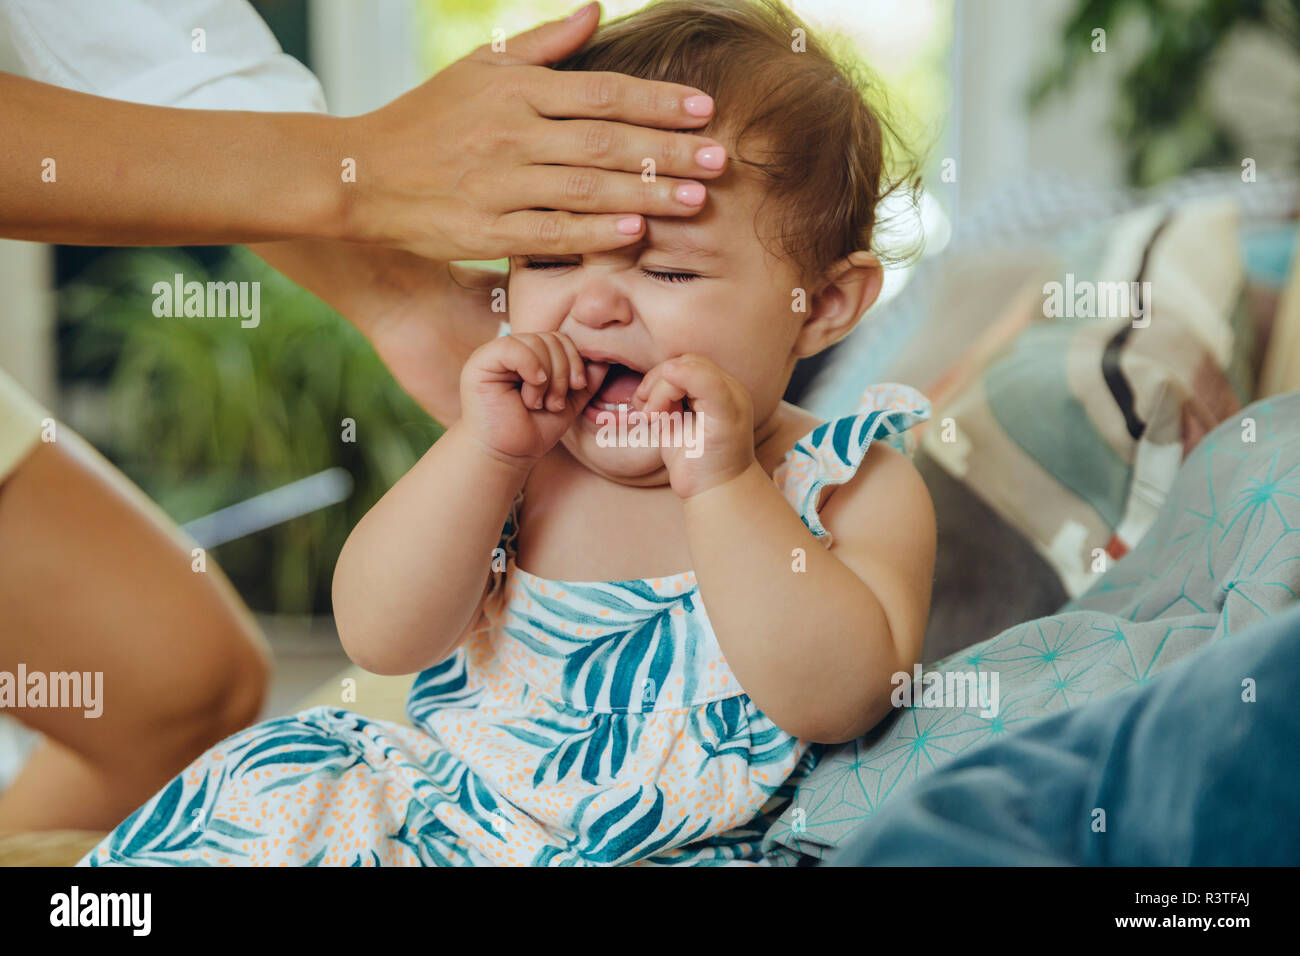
[774,383,931,548]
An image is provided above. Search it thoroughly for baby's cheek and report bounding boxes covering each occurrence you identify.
[505,283,560,336]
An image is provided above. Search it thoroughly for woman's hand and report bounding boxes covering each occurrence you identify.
[341,2,727,261]
[459,332,609,469]
[631,354,757,499]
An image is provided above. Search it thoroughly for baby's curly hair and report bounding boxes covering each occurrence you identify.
[552,0,924,288]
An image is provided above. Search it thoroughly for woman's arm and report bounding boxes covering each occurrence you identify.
[0,72,348,247]
[0,3,727,261]
[247,241,502,425]
[331,422,527,676]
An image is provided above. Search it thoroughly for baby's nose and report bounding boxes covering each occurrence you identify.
[568,279,634,330]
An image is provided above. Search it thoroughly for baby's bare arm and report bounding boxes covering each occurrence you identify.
[333,331,605,676]
[682,441,936,744]
[331,421,526,675]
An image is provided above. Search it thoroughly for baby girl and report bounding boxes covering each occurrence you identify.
[81,0,935,866]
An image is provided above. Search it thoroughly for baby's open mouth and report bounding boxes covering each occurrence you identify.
[589,362,644,412]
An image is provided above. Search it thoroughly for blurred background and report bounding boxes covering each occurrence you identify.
[0,0,1295,714]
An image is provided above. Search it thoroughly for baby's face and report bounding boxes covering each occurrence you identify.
[507,156,807,486]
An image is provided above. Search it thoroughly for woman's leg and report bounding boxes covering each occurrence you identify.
[0,429,271,831]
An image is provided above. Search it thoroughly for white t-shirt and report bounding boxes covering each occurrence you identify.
[0,0,325,110]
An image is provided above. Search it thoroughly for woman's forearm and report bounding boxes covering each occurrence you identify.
[331,422,529,675]
[246,242,502,424]
[0,72,349,247]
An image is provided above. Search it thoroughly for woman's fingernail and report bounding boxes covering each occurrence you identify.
[566,2,596,22]
[616,215,642,234]
[695,147,725,170]
[675,182,706,206]
[683,95,713,117]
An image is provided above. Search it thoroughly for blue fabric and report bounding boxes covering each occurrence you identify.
[825,600,1300,866]
[1240,222,1297,289]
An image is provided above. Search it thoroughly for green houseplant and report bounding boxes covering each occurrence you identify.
[1031,0,1299,186]
[60,245,442,615]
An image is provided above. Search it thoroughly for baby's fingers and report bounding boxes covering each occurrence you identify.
[655,356,733,414]
[639,373,688,417]
[556,334,588,391]
[491,335,551,409]
[535,333,573,411]
[570,361,610,410]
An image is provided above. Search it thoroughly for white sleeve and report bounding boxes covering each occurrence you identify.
[0,0,326,112]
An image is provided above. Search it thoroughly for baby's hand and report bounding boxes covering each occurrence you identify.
[460,332,609,468]
[632,354,756,498]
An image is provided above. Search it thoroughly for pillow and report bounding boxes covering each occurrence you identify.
[1258,224,1300,397]
[921,197,1248,597]
[815,194,1281,666]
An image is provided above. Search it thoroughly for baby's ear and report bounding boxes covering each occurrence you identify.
[791,251,884,358]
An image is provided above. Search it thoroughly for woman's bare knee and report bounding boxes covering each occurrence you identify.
[0,434,273,776]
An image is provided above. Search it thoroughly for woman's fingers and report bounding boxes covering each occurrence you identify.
[329,8,738,434]
[523,66,715,131]
[527,117,726,180]
[490,209,645,255]
[358,2,723,261]
[482,6,716,132]
[490,162,711,220]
